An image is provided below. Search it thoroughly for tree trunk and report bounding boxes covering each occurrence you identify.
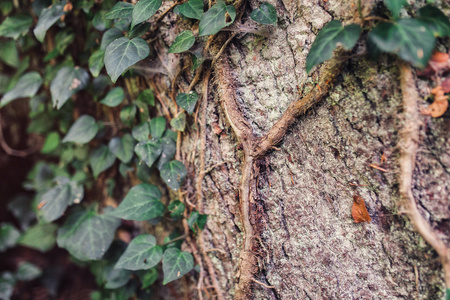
[151,0,450,298]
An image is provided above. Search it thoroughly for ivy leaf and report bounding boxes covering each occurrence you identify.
[132,0,162,28]
[160,160,187,191]
[170,112,186,132]
[169,31,195,54]
[150,116,166,139]
[18,223,57,252]
[50,66,89,109]
[108,183,164,221]
[250,3,277,25]
[101,28,122,51]
[104,267,131,289]
[115,234,163,270]
[134,139,163,168]
[199,1,236,36]
[162,248,193,285]
[0,40,18,68]
[100,87,125,107]
[306,20,361,73]
[0,72,42,107]
[0,272,15,300]
[37,177,84,223]
[0,223,20,252]
[187,211,207,233]
[128,22,151,38]
[34,2,65,42]
[108,134,136,163]
[178,0,204,20]
[62,115,99,144]
[105,2,134,20]
[417,5,450,38]
[132,122,150,142]
[368,19,435,68]
[104,37,150,83]
[156,137,176,170]
[57,207,120,261]
[41,132,60,154]
[168,200,185,220]
[15,262,42,281]
[0,14,33,40]
[383,0,406,20]
[120,105,137,127]
[176,91,198,114]
[89,50,105,77]
[137,89,155,105]
[89,145,116,178]
[137,268,158,289]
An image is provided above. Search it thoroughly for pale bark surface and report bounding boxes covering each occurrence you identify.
[152,0,450,298]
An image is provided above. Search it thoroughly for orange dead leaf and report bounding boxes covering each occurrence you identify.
[352,195,371,223]
[423,86,449,118]
[430,51,449,63]
[63,2,73,12]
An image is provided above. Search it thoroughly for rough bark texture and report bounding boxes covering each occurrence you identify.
[152,0,450,298]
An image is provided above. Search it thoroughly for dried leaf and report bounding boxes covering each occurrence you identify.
[352,195,371,223]
[423,86,449,118]
[417,51,450,77]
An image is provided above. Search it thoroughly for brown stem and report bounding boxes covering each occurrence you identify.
[0,113,39,157]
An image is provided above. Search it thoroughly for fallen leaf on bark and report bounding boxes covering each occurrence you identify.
[352,195,371,223]
[422,86,449,118]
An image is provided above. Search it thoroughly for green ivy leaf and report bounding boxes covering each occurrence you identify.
[101,28,122,51]
[89,145,116,178]
[168,200,185,220]
[368,19,435,68]
[105,2,134,20]
[250,3,277,25]
[57,207,120,261]
[170,112,186,132]
[128,22,151,38]
[306,20,361,73]
[89,50,105,77]
[178,0,203,20]
[50,66,89,109]
[41,132,60,154]
[62,115,99,144]
[0,272,15,300]
[101,87,125,107]
[199,1,236,36]
[417,5,450,37]
[104,37,150,83]
[15,262,42,281]
[0,40,19,68]
[383,0,406,20]
[108,134,136,163]
[137,268,158,289]
[104,267,131,289]
[187,211,207,233]
[156,137,176,170]
[0,14,33,40]
[37,177,84,223]
[162,248,193,285]
[0,223,20,252]
[132,0,162,28]
[120,105,137,127]
[33,2,65,42]
[446,289,450,300]
[136,89,155,106]
[0,72,42,107]
[135,139,163,168]
[176,91,198,114]
[115,234,163,270]
[108,183,164,221]
[150,116,166,139]
[160,160,187,191]
[92,10,112,31]
[169,30,195,53]
[18,223,57,252]
[132,122,150,142]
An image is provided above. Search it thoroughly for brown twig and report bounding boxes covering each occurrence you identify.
[251,278,274,289]
[0,113,39,157]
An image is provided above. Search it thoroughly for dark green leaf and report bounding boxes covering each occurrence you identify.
[132,0,163,28]
[101,28,123,51]
[89,50,105,77]
[89,145,116,178]
[50,66,89,109]
[156,137,176,170]
[104,37,150,83]
[62,115,99,144]
[368,19,435,68]
[150,116,166,139]
[187,211,207,233]
[108,183,164,221]
[1,72,42,107]
[250,3,277,25]
[176,91,198,114]
[199,1,236,36]
[108,134,136,163]
[0,223,20,252]
[7,196,35,231]
[55,29,75,54]
[41,132,60,154]
[120,105,137,127]
[128,22,151,38]
[137,268,158,289]
[0,14,33,40]
[0,40,19,68]
[18,223,57,252]
[92,10,112,31]
[162,248,193,284]
[160,160,187,191]
[135,139,163,168]
[136,89,155,105]
[178,0,203,20]
[383,0,406,19]
[115,234,163,270]
[446,289,450,300]
[104,267,131,289]
[417,5,450,37]
[170,112,186,132]
[101,87,125,107]
[34,2,65,42]
[306,20,361,73]
[169,30,195,53]
[57,208,120,261]
[132,122,150,142]
[168,200,185,220]
[15,262,42,281]
[0,272,15,300]
[105,2,133,20]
